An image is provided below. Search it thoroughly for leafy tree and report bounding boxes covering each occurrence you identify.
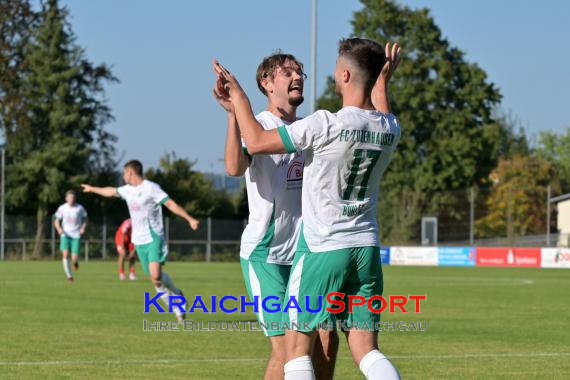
[0,0,36,139]
[145,153,237,219]
[537,127,570,193]
[317,0,506,243]
[3,0,117,258]
[475,154,557,242]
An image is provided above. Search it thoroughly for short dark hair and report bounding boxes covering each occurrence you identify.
[124,160,143,176]
[338,38,385,92]
[256,51,304,96]
[65,190,76,196]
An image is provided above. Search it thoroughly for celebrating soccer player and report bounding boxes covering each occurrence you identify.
[54,190,88,283]
[81,160,200,322]
[214,52,339,379]
[115,218,137,281]
[214,39,402,380]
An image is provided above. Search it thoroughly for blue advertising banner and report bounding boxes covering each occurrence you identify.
[380,247,390,265]
[438,247,476,266]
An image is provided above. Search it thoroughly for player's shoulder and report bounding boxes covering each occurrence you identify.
[255,111,282,130]
[305,109,336,124]
[142,179,159,188]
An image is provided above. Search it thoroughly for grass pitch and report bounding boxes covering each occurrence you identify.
[0,261,569,379]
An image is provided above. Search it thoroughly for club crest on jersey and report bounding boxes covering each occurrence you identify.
[286,160,304,190]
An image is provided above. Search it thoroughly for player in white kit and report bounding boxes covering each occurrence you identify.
[81,160,199,322]
[214,39,402,380]
[54,190,87,282]
[215,52,338,379]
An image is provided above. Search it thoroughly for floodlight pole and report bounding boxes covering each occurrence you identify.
[546,185,551,246]
[310,0,318,113]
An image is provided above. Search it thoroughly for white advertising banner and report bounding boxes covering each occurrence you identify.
[390,246,438,266]
[541,248,570,269]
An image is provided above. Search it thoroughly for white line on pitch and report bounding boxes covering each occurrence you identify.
[1,352,569,366]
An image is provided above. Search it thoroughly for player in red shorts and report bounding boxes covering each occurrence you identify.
[115,218,137,280]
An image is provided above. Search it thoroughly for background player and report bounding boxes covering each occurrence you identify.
[214,52,339,380]
[54,190,87,283]
[214,39,402,380]
[81,160,199,322]
[115,218,137,280]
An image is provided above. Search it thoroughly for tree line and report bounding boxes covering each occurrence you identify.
[317,0,569,244]
[1,0,568,256]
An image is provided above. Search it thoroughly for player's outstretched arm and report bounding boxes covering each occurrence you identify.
[81,184,119,198]
[213,60,286,155]
[163,199,200,230]
[372,42,401,114]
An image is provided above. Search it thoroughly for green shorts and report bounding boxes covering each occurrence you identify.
[60,236,80,255]
[135,229,168,276]
[240,258,291,337]
[282,234,383,332]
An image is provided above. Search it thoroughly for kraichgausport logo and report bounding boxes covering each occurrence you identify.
[144,293,427,314]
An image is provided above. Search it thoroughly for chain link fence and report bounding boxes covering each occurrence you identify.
[0,184,566,261]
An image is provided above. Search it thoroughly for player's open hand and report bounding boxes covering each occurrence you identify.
[379,42,402,83]
[189,218,199,231]
[212,60,245,99]
[213,75,234,113]
[81,184,93,193]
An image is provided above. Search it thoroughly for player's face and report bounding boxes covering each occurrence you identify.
[269,60,305,107]
[65,193,75,205]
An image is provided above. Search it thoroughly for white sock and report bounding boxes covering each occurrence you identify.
[154,284,174,308]
[359,350,400,380]
[62,258,72,279]
[284,355,315,380]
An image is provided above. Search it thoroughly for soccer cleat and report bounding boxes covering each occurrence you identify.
[73,261,79,271]
[176,312,186,323]
[129,272,136,281]
[67,277,74,283]
[119,273,126,281]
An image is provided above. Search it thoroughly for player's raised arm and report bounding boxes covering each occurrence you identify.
[213,60,286,155]
[81,184,119,198]
[163,198,200,231]
[213,77,250,176]
[372,42,401,114]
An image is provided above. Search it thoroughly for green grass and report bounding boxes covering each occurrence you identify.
[0,262,569,379]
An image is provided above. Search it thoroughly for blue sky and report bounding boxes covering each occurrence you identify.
[62,0,570,173]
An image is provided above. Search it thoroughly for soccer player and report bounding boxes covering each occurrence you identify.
[115,218,137,280]
[214,39,402,380]
[54,190,87,283]
[214,52,339,380]
[81,160,200,322]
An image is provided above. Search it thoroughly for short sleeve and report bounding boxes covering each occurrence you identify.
[54,206,63,220]
[80,206,87,219]
[277,111,329,153]
[151,183,169,205]
[116,185,128,199]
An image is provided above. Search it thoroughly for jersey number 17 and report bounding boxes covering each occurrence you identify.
[342,148,383,201]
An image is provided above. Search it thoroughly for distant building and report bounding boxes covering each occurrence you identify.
[552,193,570,247]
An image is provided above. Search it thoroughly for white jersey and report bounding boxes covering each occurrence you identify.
[241,111,305,265]
[116,180,169,245]
[54,203,87,239]
[277,106,401,252]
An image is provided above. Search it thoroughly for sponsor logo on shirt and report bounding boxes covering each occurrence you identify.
[286,160,304,190]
